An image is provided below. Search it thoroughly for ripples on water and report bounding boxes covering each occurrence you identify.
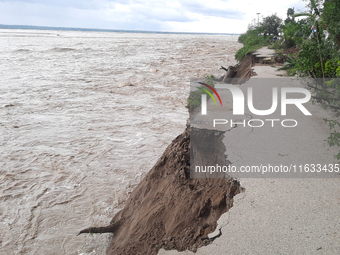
[0,29,240,254]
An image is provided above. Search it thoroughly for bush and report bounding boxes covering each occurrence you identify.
[294,30,339,78]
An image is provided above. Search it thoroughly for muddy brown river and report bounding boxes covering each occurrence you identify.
[0,29,240,254]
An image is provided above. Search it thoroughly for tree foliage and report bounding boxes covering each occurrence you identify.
[323,0,340,48]
[260,14,282,36]
[292,0,340,159]
[285,8,295,24]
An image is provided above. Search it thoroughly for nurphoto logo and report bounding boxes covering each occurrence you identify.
[198,82,312,128]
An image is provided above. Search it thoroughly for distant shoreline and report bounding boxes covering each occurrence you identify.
[0,24,240,36]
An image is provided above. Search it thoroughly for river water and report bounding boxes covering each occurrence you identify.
[0,29,240,254]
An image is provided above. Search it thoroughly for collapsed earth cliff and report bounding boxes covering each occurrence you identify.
[77,50,265,254]
[222,53,256,84]
[79,123,242,255]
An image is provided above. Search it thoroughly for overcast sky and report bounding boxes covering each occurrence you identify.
[0,0,307,33]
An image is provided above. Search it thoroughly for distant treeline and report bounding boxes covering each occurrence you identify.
[0,24,240,36]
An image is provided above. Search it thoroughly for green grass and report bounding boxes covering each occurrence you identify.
[235,43,270,61]
[275,49,283,54]
[186,75,216,110]
[235,32,274,61]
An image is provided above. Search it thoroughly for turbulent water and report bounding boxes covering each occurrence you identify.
[0,29,240,254]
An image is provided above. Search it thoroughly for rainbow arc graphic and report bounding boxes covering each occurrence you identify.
[197,82,223,106]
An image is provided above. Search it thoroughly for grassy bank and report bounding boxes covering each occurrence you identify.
[235,29,273,61]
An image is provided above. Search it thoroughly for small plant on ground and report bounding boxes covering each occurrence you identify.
[186,75,216,110]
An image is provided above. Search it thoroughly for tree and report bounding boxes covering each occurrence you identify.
[285,8,296,24]
[293,0,326,79]
[323,0,340,48]
[247,18,258,30]
[261,14,283,36]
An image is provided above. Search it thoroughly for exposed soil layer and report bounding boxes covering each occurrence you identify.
[255,56,286,66]
[254,46,299,66]
[222,54,256,84]
[283,46,300,56]
[220,46,299,84]
[79,124,242,255]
